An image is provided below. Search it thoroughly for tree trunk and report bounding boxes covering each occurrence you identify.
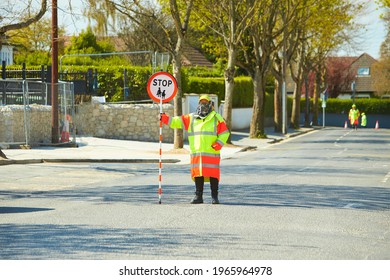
[304,76,311,127]
[172,51,184,149]
[249,68,266,138]
[274,78,282,132]
[223,47,236,144]
[290,80,302,128]
[312,71,321,126]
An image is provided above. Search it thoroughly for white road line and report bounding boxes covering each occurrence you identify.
[334,130,353,147]
[382,171,390,183]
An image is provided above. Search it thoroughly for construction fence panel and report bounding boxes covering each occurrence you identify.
[58,81,76,144]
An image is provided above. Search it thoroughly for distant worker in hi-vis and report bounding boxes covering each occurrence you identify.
[348,104,360,130]
[361,112,367,128]
[160,94,230,204]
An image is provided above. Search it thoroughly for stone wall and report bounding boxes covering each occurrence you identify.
[0,105,51,144]
[74,100,174,142]
[0,101,174,145]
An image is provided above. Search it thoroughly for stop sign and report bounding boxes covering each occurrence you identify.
[147,72,178,103]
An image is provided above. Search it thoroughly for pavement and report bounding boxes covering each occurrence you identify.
[0,127,315,166]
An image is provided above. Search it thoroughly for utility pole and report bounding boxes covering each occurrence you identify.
[51,0,59,143]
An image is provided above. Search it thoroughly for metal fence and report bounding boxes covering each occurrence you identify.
[0,79,48,106]
[58,81,76,144]
[0,80,46,146]
[0,79,75,146]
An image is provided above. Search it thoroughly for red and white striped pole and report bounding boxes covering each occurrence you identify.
[158,96,163,204]
[146,71,178,204]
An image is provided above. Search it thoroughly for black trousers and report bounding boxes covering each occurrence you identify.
[194,176,218,192]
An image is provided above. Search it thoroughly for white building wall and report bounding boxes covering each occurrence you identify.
[0,45,14,65]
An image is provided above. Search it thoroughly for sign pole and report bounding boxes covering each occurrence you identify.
[158,96,163,204]
[146,71,178,204]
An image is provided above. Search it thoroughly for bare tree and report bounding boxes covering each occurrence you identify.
[86,0,194,149]
[193,0,256,142]
[0,0,47,159]
[271,0,302,133]
[237,0,281,138]
[0,0,47,47]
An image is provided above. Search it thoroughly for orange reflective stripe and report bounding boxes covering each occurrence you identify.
[181,115,191,131]
[217,121,229,135]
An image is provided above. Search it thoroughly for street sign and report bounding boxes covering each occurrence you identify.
[147,71,178,103]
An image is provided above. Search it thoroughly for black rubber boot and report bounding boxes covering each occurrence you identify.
[191,190,203,204]
[191,177,204,204]
[211,191,219,204]
[210,178,219,204]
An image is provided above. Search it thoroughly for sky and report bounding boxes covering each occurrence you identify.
[57,0,388,59]
[335,0,387,59]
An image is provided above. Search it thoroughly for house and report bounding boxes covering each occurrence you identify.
[181,44,213,68]
[334,53,378,99]
[62,35,214,68]
[0,44,14,65]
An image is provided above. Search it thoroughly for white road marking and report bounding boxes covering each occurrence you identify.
[381,171,390,183]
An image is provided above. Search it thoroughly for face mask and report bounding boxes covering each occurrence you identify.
[196,102,212,118]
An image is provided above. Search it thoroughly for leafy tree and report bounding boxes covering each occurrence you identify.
[291,0,362,127]
[9,17,66,65]
[377,0,390,8]
[281,0,361,128]
[373,2,390,95]
[372,58,390,96]
[60,26,117,67]
[65,26,114,54]
[270,0,359,130]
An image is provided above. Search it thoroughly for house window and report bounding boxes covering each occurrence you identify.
[357,67,370,76]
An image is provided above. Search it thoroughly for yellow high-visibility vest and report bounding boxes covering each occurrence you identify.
[169,111,229,180]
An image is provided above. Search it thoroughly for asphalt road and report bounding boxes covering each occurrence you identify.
[0,127,389,260]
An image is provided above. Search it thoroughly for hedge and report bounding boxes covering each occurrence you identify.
[300,98,390,115]
[186,76,255,107]
[9,65,390,115]
[60,65,153,102]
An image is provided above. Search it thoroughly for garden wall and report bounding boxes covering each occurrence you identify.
[0,100,174,145]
